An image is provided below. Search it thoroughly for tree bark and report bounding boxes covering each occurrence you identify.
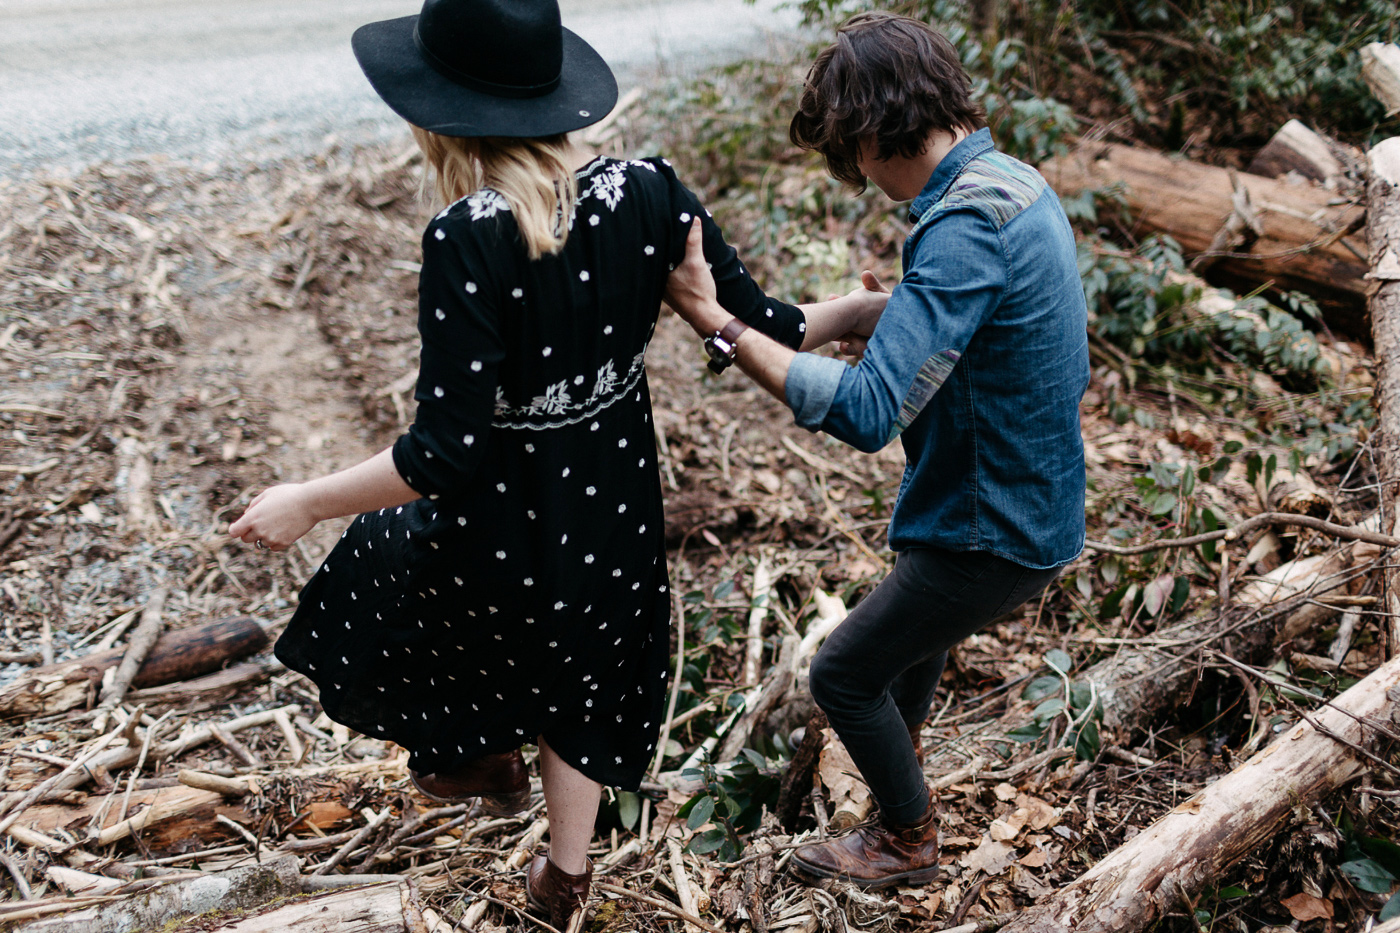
[9,856,303,933]
[1367,137,1400,654]
[1040,142,1369,337]
[997,654,1400,933]
[0,616,268,720]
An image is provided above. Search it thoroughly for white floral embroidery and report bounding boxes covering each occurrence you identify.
[467,189,510,221]
[493,345,650,430]
[593,359,619,399]
[531,379,573,416]
[582,162,628,211]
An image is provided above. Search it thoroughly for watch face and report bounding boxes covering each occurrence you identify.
[703,336,732,373]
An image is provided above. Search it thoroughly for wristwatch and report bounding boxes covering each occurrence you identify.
[703,319,749,374]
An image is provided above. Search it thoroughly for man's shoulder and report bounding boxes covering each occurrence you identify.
[937,149,1046,229]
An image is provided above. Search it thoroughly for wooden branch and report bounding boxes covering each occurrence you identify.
[996,655,1400,933]
[1084,511,1400,557]
[1368,136,1400,655]
[666,838,704,933]
[1006,538,1378,743]
[177,769,251,798]
[126,658,277,707]
[313,807,393,875]
[743,554,775,687]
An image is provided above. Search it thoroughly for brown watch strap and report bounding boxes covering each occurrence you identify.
[718,318,749,347]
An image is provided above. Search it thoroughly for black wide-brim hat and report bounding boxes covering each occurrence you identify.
[353,0,618,139]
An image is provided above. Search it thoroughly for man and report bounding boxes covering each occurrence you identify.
[664,12,1089,889]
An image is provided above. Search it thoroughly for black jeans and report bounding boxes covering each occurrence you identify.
[809,547,1060,825]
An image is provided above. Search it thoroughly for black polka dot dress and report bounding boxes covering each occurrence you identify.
[275,157,806,789]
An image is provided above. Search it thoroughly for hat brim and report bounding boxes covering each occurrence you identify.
[353,15,618,138]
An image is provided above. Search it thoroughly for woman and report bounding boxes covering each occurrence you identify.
[229,0,887,924]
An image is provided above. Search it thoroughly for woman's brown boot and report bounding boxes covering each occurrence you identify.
[409,748,531,816]
[526,854,592,929]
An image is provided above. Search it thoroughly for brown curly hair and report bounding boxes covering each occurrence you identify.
[789,12,986,191]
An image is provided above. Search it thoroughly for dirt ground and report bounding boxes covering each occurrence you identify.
[0,101,1396,930]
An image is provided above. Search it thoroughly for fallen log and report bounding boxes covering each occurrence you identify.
[1004,537,1381,746]
[0,616,269,720]
[9,855,302,932]
[125,657,279,707]
[1367,136,1400,652]
[15,783,249,851]
[995,654,1400,933]
[1040,142,1368,337]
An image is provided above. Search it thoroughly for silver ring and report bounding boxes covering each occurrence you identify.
[255,540,268,550]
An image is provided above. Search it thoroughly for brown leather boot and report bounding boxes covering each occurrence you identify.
[409,749,530,817]
[526,854,592,929]
[791,792,940,889]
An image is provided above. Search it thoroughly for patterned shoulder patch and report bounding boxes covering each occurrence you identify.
[941,151,1045,228]
[888,350,961,443]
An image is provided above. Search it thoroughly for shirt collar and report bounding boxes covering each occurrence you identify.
[907,127,994,223]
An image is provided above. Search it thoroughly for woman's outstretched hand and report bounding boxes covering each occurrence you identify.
[229,484,319,551]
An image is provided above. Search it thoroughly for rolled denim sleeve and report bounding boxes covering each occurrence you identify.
[789,209,1006,452]
[785,353,848,430]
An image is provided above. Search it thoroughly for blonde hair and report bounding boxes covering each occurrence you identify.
[411,126,578,260]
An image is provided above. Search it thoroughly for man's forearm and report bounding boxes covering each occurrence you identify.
[733,328,798,402]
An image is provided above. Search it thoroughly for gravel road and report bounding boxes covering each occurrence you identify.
[0,0,801,176]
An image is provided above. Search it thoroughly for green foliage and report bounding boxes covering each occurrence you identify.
[678,749,785,860]
[1005,650,1103,759]
[1209,291,1327,380]
[789,0,1398,145]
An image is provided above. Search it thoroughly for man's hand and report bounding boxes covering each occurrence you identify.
[846,269,890,336]
[663,219,727,338]
[229,483,319,551]
[824,270,889,361]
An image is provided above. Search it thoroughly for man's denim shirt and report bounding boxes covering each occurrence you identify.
[786,129,1089,569]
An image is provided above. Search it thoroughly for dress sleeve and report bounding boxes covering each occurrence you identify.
[649,159,807,349]
[391,219,504,499]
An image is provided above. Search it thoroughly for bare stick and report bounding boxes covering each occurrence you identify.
[178,769,251,798]
[95,586,168,722]
[595,881,728,933]
[313,807,393,875]
[1084,512,1400,556]
[743,553,774,687]
[114,709,171,827]
[666,838,703,932]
